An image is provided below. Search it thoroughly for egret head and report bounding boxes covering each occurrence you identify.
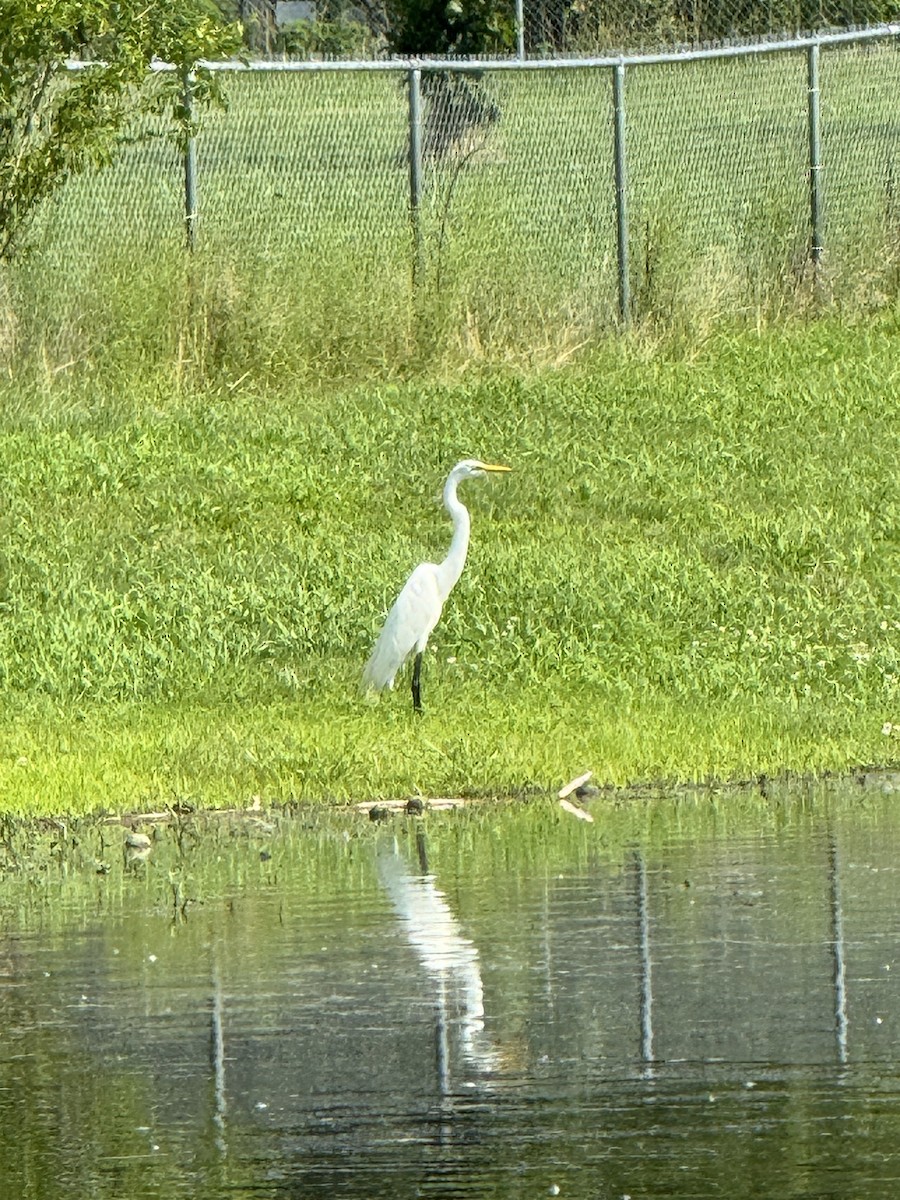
[451,459,512,481]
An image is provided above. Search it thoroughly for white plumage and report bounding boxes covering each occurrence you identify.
[362,458,510,712]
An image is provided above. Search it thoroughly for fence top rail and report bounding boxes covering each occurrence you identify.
[64,22,900,76]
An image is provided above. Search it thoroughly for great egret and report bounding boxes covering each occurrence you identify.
[362,458,511,713]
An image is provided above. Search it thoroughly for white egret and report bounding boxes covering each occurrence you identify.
[362,458,511,713]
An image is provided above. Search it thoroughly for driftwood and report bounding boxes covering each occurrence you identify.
[355,797,468,816]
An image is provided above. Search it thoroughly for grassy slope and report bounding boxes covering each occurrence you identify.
[0,318,897,815]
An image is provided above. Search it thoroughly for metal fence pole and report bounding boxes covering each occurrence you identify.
[612,61,631,324]
[408,67,424,287]
[183,72,198,251]
[807,41,823,268]
[515,0,525,61]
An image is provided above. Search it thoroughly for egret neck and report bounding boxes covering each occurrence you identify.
[435,468,472,601]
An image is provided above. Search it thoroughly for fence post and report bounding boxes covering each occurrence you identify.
[408,67,424,287]
[612,61,631,325]
[807,41,823,269]
[515,0,525,61]
[183,72,198,251]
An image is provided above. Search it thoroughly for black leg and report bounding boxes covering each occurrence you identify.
[412,652,423,713]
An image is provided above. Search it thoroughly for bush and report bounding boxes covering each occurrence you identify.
[275,18,376,59]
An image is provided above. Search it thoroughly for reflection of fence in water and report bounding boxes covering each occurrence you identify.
[374,826,855,1079]
[372,822,855,1084]
[632,831,852,1068]
[193,819,863,1160]
[828,834,849,1065]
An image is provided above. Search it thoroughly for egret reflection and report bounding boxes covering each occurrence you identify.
[377,837,501,1086]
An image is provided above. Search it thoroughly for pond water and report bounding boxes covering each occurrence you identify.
[2,777,900,1198]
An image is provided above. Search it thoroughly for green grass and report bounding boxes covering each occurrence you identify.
[0,317,896,816]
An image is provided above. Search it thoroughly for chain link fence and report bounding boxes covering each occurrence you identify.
[7,27,900,373]
[235,0,900,58]
[517,0,900,55]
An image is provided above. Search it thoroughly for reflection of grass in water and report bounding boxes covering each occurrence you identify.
[0,318,895,814]
[2,775,895,916]
[1,783,896,1199]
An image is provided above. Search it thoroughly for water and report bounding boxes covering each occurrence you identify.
[2,778,900,1198]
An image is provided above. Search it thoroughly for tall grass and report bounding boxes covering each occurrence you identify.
[0,319,896,814]
[3,40,900,386]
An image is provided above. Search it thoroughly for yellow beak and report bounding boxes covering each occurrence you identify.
[480,463,512,473]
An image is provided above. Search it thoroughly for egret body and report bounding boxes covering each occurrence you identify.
[362,459,510,712]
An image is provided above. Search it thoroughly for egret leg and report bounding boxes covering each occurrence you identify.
[412,652,423,714]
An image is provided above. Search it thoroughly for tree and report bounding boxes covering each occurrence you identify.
[380,0,514,56]
[0,0,241,261]
[376,0,513,159]
[233,0,277,55]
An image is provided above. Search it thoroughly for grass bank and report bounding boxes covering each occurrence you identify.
[0,318,897,815]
